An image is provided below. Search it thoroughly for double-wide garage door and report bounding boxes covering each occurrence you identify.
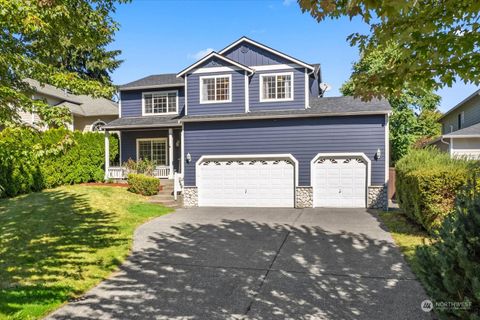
[197,158,295,207]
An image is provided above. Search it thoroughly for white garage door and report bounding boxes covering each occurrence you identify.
[313,157,367,208]
[197,158,295,207]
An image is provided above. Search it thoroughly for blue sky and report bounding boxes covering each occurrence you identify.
[109,0,477,112]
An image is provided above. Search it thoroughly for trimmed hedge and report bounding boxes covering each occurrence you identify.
[416,181,480,319]
[127,174,160,196]
[396,148,473,233]
[0,127,118,198]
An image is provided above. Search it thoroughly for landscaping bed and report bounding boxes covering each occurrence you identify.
[0,185,172,320]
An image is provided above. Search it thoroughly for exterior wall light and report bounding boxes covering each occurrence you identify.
[186,153,192,163]
[375,148,381,160]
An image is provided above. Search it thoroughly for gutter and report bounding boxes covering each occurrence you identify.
[178,110,391,123]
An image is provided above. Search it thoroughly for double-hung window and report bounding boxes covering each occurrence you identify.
[200,75,231,103]
[137,138,167,166]
[260,72,293,102]
[143,91,178,115]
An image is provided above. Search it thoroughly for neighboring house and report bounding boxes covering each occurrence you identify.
[104,37,391,209]
[430,89,480,158]
[19,79,118,131]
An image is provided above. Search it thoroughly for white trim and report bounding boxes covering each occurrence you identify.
[199,74,232,104]
[450,137,454,156]
[136,138,168,166]
[385,114,389,208]
[184,76,188,115]
[244,71,249,112]
[181,124,185,175]
[444,134,480,138]
[259,72,294,103]
[192,66,241,74]
[310,152,371,208]
[141,90,179,116]
[104,131,110,180]
[119,131,122,165]
[195,154,299,187]
[118,94,122,118]
[304,68,309,109]
[179,110,391,123]
[168,129,174,179]
[218,37,315,71]
[177,52,254,77]
[119,84,184,92]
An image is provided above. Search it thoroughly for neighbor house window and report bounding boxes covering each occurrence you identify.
[458,111,465,129]
[137,138,167,166]
[260,72,293,102]
[200,75,231,103]
[143,91,177,115]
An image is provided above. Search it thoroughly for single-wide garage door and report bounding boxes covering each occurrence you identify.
[313,157,367,208]
[197,158,295,207]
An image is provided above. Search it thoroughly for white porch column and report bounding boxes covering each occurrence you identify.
[168,128,174,179]
[104,130,110,180]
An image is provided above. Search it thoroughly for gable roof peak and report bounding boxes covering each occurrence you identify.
[219,37,315,71]
[176,51,254,78]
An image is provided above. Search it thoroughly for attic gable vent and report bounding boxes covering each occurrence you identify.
[240,45,249,54]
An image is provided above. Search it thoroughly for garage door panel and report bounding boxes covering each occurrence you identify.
[313,157,367,208]
[198,158,295,207]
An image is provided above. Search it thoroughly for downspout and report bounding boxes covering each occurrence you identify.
[440,136,452,156]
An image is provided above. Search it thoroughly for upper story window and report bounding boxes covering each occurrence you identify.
[458,111,465,129]
[142,91,178,115]
[200,74,232,104]
[260,72,293,102]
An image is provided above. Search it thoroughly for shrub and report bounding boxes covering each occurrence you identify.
[123,158,155,176]
[415,180,480,319]
[396,148,473,233]
[0,127,119,198]
[127,174,160,196]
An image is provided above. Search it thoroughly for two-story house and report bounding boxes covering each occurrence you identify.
[18,79,118,132]
[104,37,391,209]
[430,89,480,158]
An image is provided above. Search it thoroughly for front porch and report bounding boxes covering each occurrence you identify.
[104,127,182,180]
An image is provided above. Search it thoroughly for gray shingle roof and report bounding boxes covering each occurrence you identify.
[26,79,118,117]
[118,74,184,91]
[180,96,391,122]
[444,122,480,137]
[104,115,182,129]
[104,96,390,129]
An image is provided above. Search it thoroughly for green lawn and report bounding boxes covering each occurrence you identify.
[378,210,432,274]
[0,185,172,320]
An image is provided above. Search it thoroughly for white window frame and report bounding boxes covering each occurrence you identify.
[199,74,232,104]
[136,138,168,166]
[142,90,178,116]
[259,72,294,102]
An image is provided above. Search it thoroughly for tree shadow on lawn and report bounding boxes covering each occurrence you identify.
[49,213,432,320]
[0,189,125,317]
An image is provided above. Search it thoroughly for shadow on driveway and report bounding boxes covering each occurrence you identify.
[47,208,432,320]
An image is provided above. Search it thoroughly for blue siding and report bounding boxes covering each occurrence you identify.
[186,70,245,115]
[183,115,386,186]
[249,68,306,111]
[121,129,181,173]
[223,43,291,66]
[120,88,185,118]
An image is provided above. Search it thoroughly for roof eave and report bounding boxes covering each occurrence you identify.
[176,52,254,78]
[179,110,390,123]
[118,83,184,91]
[104,123,181,130]
[439,90,480,121]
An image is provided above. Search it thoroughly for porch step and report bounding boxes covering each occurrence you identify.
[151,194,175,201]
[149,199,180,208]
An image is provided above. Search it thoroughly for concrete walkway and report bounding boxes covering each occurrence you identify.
[47,208,432,320]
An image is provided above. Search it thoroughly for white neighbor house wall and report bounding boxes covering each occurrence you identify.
[450,137,480,159]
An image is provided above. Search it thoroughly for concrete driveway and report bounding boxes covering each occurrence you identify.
[47,208,431,320]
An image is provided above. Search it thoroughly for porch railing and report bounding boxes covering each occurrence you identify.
[106,166,171,179]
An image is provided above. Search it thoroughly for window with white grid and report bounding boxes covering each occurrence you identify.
[137,139,167,166]
[200,75,231,103]
[143,91,177,115]
[260,73,293,101]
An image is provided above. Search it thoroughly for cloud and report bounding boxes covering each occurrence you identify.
[283,0,296,6]
[187,48,214,60]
